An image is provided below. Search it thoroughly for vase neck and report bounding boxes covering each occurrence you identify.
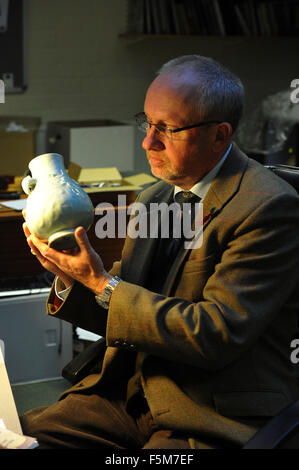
[29,153,66,177]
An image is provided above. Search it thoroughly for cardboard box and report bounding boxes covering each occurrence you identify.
[47,120,135,172]
[0,117,41,176]
[68,162,157,193]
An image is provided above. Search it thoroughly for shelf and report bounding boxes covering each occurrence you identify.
[118,33,299,40]
[123,0,299,43]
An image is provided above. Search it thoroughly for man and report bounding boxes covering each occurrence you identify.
[21,55,299,449]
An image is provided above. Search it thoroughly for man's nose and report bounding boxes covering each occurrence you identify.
[142,127,165,151]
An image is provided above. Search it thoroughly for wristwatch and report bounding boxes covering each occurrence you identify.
[95,276,122,310]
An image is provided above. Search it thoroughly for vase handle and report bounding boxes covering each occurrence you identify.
[22,176,37,195]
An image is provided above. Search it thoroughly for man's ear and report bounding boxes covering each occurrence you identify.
[213,122,232,152]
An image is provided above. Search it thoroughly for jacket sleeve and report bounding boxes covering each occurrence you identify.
[105,191,299,370]
[46,259,122,337]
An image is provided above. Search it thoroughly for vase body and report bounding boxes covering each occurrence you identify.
[22,153,94,250]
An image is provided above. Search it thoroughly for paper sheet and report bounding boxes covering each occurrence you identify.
[0,347,22,434]
[0,199,27,211]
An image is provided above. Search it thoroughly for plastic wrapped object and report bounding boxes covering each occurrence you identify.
[235,90,299,164]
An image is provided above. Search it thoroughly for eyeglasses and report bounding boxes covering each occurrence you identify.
[134,112,221,140]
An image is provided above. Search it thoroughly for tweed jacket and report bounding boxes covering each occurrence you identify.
[47,143,299,448]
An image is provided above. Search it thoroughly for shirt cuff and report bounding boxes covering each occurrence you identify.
[55,277,73,300]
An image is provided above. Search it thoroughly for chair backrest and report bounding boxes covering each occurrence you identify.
[266,164,299,193]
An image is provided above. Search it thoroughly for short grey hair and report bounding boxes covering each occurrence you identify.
[157,55,244,133]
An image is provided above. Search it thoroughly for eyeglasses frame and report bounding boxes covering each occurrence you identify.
[134,112,222,137]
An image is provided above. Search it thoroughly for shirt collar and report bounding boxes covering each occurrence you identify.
[174,143,232,201]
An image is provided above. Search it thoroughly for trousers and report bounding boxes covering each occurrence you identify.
[20,390,191,449]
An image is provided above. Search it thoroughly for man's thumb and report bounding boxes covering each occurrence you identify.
[75,226,88,247]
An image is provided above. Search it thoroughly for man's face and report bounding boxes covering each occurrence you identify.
[142,75,219,190]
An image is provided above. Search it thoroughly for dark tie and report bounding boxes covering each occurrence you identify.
[173,191,201,243]
[174,190,200,206]
[145,191,201,292]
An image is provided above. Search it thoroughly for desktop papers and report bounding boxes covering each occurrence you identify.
[0,347,22,434]
[0,347,38,448]
[0,199,27,211]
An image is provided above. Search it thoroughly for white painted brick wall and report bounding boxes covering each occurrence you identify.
[0,0,297,165]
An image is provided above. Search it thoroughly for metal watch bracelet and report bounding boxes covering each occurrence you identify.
[95,276,122,309]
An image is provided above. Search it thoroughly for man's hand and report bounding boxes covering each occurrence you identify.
[23,220,74,288]
[23,220,111,294]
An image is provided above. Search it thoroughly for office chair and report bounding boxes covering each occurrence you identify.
[265,163,299,192]
[62,163,299,449]
[243,163,299,449]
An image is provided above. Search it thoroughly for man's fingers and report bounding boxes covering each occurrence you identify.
[29,234,53,260]
[27,236,40,257]
[22,222,33,238]
[74,226,89,250]
[23,222,29,237]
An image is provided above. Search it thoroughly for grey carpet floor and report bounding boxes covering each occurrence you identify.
[11,378,70,416]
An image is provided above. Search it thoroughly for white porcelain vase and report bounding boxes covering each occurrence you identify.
[22,153,94,250]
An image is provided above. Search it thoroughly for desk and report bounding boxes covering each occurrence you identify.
[0,190,136,278]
